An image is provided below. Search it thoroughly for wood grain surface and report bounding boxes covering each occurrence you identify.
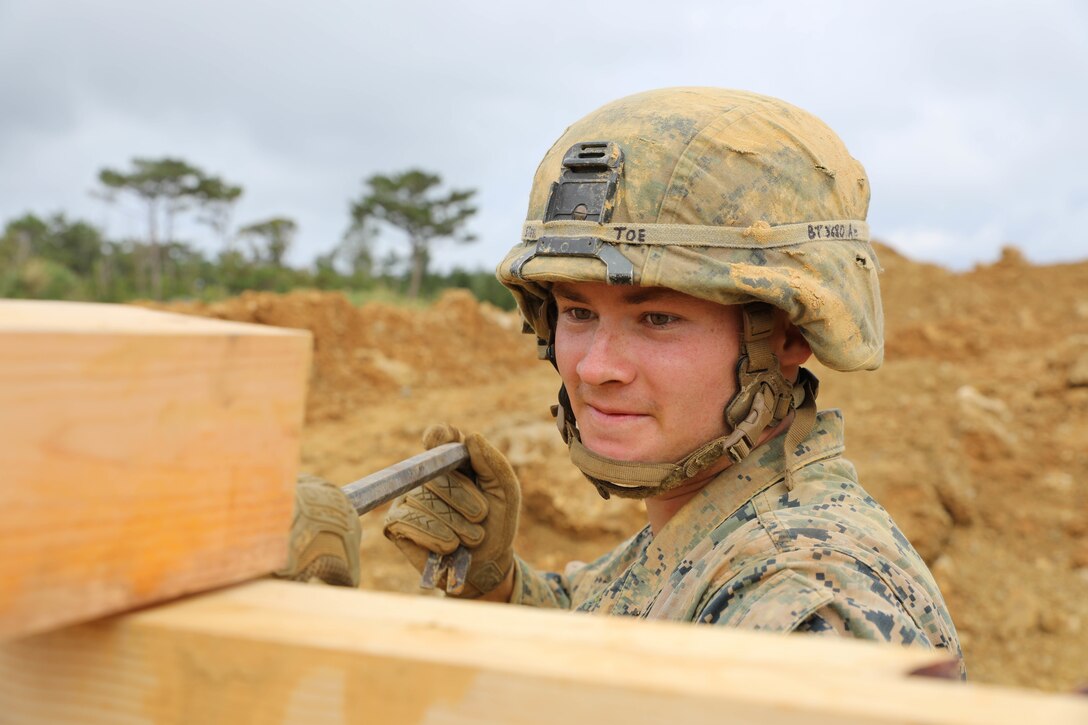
[0,300,311,639]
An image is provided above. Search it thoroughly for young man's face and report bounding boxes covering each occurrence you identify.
[553,282,743,465]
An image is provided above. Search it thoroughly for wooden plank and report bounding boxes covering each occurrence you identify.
[2,581,1085,724]
[0,300,311,639]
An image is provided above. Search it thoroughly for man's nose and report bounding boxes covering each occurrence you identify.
[576,325,635,386]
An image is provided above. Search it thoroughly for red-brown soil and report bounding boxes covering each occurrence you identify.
[155,243,1088,692]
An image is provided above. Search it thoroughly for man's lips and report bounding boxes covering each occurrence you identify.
[582,403,648,420]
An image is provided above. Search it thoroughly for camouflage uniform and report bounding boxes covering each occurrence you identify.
[385,89,963,676]
[510,410,964,674]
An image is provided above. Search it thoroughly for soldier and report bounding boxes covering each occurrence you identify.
[300,87,963,672]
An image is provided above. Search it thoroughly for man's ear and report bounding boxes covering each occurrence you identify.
[774,313,812,369]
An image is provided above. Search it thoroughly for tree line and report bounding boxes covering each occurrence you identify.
[0,157,514,309]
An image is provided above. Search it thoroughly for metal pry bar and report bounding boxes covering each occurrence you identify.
[340,442,469,515]
[339,442,474,595]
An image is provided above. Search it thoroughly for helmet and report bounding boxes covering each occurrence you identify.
[497,87,883,498]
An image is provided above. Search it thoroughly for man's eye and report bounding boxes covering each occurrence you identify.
[645,312,677,327]
[565,307,593,321]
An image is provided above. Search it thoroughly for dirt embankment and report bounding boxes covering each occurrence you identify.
[157,246,1088,692]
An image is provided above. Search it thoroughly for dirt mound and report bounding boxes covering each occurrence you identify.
[155,288,536,421]
[817,242,1088,691]
[153,248,1088,692]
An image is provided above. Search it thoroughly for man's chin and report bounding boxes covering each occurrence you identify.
[578,433,660,463]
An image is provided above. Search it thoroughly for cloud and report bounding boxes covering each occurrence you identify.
[0,0,1085,271]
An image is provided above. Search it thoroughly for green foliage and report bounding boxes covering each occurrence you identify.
[3,162,506,312]
[98,157,243,299]
[0,213,104,299]
[2,213,104,277]
[0,209,512,309]
[101,158,201,203]
[238,217,297,267]
[0,257,83,300]
[338,221,376,279]
[348,169,477,298]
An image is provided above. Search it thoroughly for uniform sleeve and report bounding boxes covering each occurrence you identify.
[508,528,652,612]
[696,551,941,649]
[508,554,574,609]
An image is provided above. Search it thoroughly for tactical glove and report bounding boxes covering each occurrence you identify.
[383,424,520,598]
[274,473,361,587]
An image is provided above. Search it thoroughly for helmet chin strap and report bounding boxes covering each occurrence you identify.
[550,303,821,500]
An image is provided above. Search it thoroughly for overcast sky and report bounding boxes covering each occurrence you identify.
[2,1,1086,272]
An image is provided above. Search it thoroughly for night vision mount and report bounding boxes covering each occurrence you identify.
[509,141,635,285]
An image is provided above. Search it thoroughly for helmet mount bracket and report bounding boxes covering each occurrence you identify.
[509,141,636,285]
[544,141,624,224]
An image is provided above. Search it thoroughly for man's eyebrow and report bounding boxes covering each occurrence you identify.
[552,285,588,303]
[622,288,679,305]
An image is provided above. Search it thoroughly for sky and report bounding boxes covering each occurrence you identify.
[1,0,1086,273]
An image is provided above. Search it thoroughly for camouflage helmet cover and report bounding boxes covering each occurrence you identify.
[498,87,884,372]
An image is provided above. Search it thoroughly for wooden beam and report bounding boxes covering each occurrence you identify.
[0,301,311,639]
[2,581,1084,724]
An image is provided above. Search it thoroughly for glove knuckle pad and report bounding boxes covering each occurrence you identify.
[424,474,488,522]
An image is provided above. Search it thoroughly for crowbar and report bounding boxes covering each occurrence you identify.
[340,442,473,595]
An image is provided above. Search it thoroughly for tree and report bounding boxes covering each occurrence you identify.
[0,214,47,270]
[194,176,244,250]
[337,216,378,280]
[348,169,476,298]
[0,213,106,299]
[98,157,242,299]
[238,217,297,267]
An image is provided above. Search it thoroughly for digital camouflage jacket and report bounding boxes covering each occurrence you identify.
[511,410,964,675]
